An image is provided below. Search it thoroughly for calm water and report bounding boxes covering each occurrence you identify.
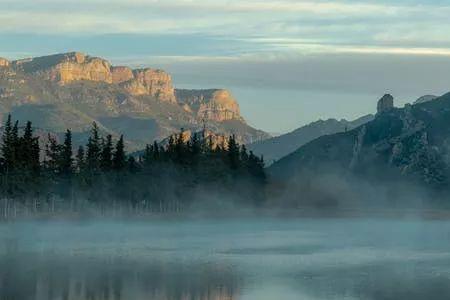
[1,218,450,299]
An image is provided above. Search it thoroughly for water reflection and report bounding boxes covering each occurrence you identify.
[2,219,450,300]
[0,254,239,300]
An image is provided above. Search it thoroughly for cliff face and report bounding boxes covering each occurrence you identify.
[11,52,176,103]
[270,93,450,190]
[13,52,113,84]
[0,58,9,67]
[377,94,394,113]
[122,69,176,102]
[0,52,269,150]
[175,89,243,122]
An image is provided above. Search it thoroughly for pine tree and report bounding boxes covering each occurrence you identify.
[112,135,126,171]
[86,122,101,172]
[12,121,19,164]
[18,121,40,175]
[2,114,15,172]
[227,135,240,170]
[240,145,249,163]
[61,130,73,175]
[45,134,61,174]
[76,146,85,172]
[100,134,113,171]
[142,144,153,167]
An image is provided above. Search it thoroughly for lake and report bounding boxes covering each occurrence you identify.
[1,217,450,299]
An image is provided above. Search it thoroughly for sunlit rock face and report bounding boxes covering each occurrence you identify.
[176,89,243,122]
[111,66,134,84]
[0,58,9,67]
[11,52,176,103]
[13,52,113,84]
[0,52,269,148]
[121,68,176,102]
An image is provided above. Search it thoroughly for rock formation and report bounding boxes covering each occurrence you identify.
[0,52,269,150]
[377,94,394,113]
[0,58,9,67]
[175,89,243,122]
[111,66,134,84]
[13,52,113,84]
[122,69,176,102]
[11,52,176,103]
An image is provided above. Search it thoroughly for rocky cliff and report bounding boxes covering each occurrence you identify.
[0,52,268,150]
[11,52,176,103]
[267,93,450,208]
[270,93,450,192]
[377,94,394,113]
[0,58,9,67]
[175,89,243,122]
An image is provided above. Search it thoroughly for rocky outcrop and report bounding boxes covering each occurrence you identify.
[176,89,243,122]
[0,52,267,148]
[270,92,450,190]
[0,58,9,67]
[377,94,394,113]
[13,52,113,84]
[111,66,134,84]
[11,52,176,102]
[121,69,176,102]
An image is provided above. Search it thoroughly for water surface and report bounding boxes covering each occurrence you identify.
[1,218,450,299]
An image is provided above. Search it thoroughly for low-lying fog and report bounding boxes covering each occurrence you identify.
[1,218,450,300]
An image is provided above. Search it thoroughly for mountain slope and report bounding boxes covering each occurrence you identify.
[0,52,269,149]
[248,115,373,164]
[269,93,450,192]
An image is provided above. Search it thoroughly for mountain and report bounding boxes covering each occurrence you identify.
[269,93,450,205]
[0,52,269,150]
[248,115,373,164]
[414,95,438,104]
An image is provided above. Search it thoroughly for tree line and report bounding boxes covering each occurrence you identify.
[0,115,266,217]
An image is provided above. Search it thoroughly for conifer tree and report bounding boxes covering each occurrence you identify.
[61,129,73,175]
[2,114,15,172]
[76,146,85,172]
[112,135,126,171]
[86,122,101,172]
[227,135,240,170]
[45,134,61,174]
[142,144,153,167]
[100,134,113,171]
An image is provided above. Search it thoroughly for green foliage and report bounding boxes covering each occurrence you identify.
[0,119,267,214]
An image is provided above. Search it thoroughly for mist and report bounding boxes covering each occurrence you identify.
[2,218,450,300]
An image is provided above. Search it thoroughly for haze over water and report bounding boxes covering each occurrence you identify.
[1,217,450,300]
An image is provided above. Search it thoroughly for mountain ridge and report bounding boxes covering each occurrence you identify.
[248,114,374,164]
[269,93,450,190]
[0,52,269,150]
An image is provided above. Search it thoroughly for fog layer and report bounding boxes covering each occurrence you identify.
[1,218,450,299]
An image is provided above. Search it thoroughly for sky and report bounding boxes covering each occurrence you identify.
[1,0,450,133]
